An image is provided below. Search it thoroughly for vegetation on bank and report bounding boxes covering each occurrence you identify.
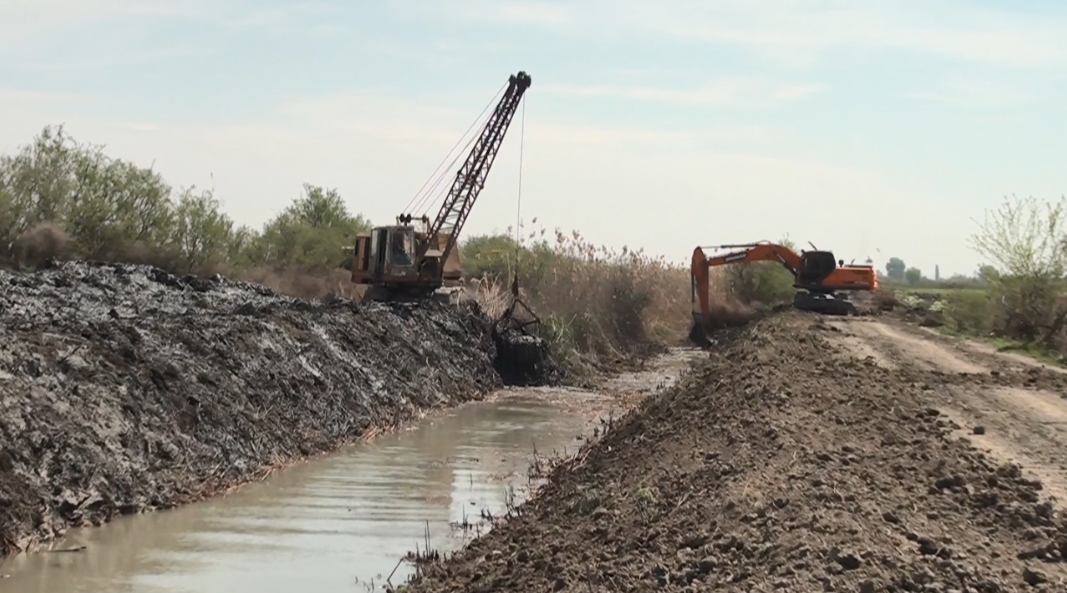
[0,125,701,370]
[881,195,1067,362]
[6,126,1059,364]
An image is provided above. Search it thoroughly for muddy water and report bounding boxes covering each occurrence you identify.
[1,349,695,593]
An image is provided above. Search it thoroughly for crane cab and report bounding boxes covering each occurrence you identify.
[350,222,465,302]
[351,225,420,285]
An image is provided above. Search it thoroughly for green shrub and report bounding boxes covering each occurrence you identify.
[943,290,993,335]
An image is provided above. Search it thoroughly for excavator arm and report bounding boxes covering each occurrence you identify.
[690,243,802,323]
[688,241,879,346]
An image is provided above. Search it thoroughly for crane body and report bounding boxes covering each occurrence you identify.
[351,71,532,302]
[690,242,878,344]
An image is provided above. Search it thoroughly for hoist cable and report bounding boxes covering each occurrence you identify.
[402,81,506,216]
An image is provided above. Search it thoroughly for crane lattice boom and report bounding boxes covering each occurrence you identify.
[426,71,531,265]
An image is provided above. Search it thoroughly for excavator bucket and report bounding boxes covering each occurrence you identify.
[688,307,760,348]
[688,319,711,348]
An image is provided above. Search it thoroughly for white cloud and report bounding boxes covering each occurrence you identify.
[0,89,100,105]
[425,0,1067,69]
[439,0,575,27]
[541,78,825,108]
[0,0,342,59]
[905,78,1035,109]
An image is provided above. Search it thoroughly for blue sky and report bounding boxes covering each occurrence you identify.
[2,0,1065,277]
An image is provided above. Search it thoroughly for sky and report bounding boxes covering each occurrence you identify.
[2,0,1066,278]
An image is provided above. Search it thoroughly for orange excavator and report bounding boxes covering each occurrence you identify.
[690,242,878,345]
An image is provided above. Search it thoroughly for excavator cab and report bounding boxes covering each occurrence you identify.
[796,250,838,285]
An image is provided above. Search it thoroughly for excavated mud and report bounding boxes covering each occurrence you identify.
[405,312,1067,592]
[0,261,555,557]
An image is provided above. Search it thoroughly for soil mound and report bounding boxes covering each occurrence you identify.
[0,261,555,556]
[405,312,1067,592]
[688,301,771,347]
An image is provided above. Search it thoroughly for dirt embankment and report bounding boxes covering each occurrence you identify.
[405,312,1067,592]
[0,261,556,557]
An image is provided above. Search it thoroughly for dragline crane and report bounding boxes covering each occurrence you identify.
[351,70,532,302]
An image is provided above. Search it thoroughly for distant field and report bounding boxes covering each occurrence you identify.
[881,283,988,297]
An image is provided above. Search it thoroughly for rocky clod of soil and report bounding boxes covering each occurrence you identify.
[404,312,1067,593]
[0,261,555,556]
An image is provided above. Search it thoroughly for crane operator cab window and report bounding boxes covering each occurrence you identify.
[388,228,415,268]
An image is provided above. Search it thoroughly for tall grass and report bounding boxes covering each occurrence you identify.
[459,228,693,369]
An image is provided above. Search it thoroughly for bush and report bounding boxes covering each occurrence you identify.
[905,267,922,285]
[717,238,798,306]
[943,290,993,336]
[968,194,1067,352]
[723,261,795,305]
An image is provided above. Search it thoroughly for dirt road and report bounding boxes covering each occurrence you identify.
[826,317,1067,506]
[404,312,1067,592]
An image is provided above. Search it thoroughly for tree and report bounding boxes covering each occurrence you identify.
[885,257,906,280]
[461,233,525,280]
[64,149,173,258]
[170,187,236,273]
[977,264,998,282]
[970,194,1067,344]
[904,267,922,285]
[247,183,371,271]
[0,125,387,287]
[0,125,79,250]
[0,125,175,262]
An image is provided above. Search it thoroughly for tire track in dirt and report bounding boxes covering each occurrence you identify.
[916,326,1067,376]
[824,316,1067,508]
[828,318,987,374]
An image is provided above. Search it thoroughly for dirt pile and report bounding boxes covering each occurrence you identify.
[404,312,1067,592]
[0,261,553,557]
[688,300,769,347]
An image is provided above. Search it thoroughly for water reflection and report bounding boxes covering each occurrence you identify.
[1,391,605,593]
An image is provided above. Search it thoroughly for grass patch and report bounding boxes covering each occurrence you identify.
[990,338,1067,366]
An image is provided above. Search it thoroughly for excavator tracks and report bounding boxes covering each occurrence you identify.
[792,291,857,316]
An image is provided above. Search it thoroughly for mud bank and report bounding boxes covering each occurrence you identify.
[405,312,1067,592]
[0,261,555,557]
